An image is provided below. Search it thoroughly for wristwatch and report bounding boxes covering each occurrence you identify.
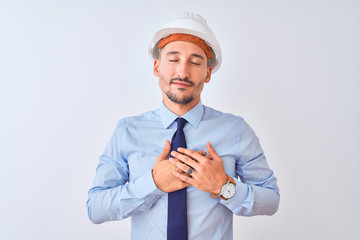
[210,174,236,200]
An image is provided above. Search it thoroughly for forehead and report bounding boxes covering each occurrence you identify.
[160,41,207,58]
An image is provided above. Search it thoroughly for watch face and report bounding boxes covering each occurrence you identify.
[221,183,236,199]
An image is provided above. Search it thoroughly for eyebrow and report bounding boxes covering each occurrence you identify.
[166,51,205,60]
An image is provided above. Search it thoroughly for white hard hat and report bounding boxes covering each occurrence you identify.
[148,12,222,73]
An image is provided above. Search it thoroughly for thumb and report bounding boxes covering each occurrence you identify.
[206,142,220,161]
[159,140,171,159]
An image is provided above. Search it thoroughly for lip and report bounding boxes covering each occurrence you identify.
[172,81,192,88]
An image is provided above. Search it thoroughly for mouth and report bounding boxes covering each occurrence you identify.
[170,77,194,88]
[172,80,192,88]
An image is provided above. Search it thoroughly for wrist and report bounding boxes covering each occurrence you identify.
[214,174,228,195]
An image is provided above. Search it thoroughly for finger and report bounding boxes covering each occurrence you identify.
[172,170,195,184]
[197,150,207,156]
[206,142,221,161]
[176,148,206,164]
[159,140,171,159]
[171,152,200,171]
[169,157,195,174]
[168,155,182,166]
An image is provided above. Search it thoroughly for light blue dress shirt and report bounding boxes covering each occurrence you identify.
[87,101,279,240]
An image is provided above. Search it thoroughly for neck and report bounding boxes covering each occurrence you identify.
[163,95,200,116]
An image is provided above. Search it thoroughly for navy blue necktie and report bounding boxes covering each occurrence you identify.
[167,118,188,240]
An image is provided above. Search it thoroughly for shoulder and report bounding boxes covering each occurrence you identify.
[202,105,244,123]
[114,108,161,130]
[202,105,255,139]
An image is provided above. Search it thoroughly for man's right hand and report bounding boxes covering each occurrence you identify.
[152,140,190,192]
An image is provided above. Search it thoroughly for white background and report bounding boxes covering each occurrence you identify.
[1,0,359,239]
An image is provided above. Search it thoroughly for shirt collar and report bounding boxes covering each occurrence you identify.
[159,100,204,129]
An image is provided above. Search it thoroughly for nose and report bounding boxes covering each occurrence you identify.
[176,62,190,79]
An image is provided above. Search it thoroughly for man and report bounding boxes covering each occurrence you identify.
[87,12,279,240]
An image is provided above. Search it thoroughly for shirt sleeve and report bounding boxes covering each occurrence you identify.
[86,120,165,224]
[220,119,280,216]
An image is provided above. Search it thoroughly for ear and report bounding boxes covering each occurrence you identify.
[153,59,160,77]
[204,65,212,83]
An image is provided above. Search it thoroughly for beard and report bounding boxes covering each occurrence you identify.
[165,91,195,105]
[164,77,203,105]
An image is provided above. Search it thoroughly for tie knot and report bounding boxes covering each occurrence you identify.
[176,118,187,130]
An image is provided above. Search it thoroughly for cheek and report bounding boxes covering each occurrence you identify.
[158,76,169,91]
[158,61,171,74]
[158,64,174,82]
[196,81,205,92]
[194,67,209,80]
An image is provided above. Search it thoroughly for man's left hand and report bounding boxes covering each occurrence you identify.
[169,142,228,195]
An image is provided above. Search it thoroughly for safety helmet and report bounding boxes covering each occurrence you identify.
[148,12,222,73]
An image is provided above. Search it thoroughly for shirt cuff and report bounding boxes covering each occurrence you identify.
[219,177,253,210]
[134,169,166,199]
